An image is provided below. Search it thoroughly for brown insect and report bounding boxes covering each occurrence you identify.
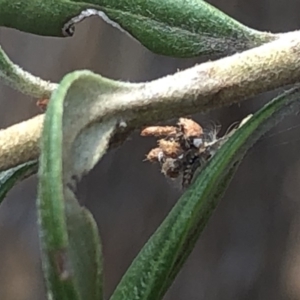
[141,118,224,188]
[142,116,252,188]
[36,98,49,111]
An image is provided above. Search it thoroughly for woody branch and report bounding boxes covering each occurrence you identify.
[1,30,300,171]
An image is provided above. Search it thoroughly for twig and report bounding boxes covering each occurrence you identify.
[0,115,43,170]
[1,31,300,171]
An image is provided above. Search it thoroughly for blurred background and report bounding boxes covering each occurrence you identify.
[1,0,300,299]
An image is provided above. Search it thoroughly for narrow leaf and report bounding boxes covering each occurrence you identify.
[38,76,80,300]
[37,70,126,300]
[0,160,37,205]
[110,86,300,300]
[0,0,276,57]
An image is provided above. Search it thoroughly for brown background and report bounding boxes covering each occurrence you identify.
[1,0,300,299]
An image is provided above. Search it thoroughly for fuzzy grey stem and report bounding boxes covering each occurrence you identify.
[1,31,300,171]
[0,47,57,98]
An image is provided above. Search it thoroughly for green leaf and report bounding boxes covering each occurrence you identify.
[0,160,37,205]
[37,70,126,300]
[110,86,300,300]
[0,0,276,57]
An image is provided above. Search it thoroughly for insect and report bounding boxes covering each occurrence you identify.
[36,98,49,111]
[142,114,300,188]
[141,118,233,188]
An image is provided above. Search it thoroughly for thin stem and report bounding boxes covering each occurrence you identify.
[0,46,56,98]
